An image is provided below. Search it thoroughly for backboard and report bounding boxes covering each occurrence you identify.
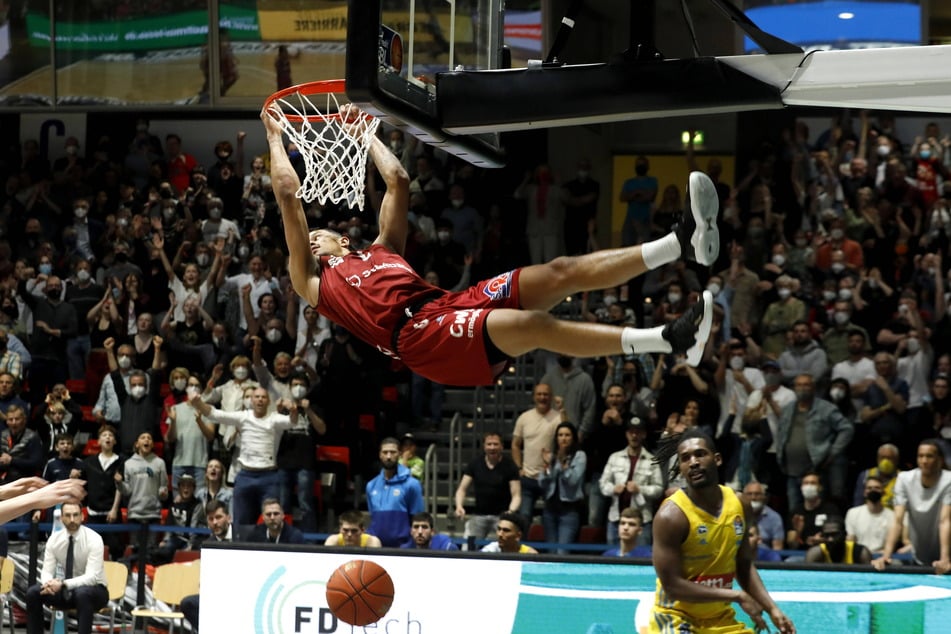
[347,0,951,168]
[345,0,510,167]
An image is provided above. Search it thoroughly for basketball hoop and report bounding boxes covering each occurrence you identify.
[264,79,380,211]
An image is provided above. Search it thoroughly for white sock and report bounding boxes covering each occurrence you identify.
[640,233,681,270]
[621,326,672,355]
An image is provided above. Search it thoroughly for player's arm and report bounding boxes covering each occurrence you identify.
[872,504,906,570]
[736,500,795,633]
[260,105,321,306]
[365,129,410,255]
[934,504,951,575]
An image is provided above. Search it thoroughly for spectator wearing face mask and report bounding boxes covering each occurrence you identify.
[67,197,103,264]
[200,197,242,245]
[816,218,864,273]
[845,475,894,555]
[823,302,871,366]
[440,184,483,256]
[426,218,466,290]
[895,302,934,458]
[104,336,165,456]
[64,258,104,380]
[777,374,854,510]
[18,273,77,408]
[760,275,806,358]
[714,339,765,440]
[168,375,216,489]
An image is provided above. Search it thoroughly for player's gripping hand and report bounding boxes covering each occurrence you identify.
[768,606,795,633]
[736,591,767,632]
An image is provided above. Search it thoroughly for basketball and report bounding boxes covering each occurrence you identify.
[325,559,395,626]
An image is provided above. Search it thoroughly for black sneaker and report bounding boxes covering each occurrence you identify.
[674,171,720,266]
[662,290,713,366]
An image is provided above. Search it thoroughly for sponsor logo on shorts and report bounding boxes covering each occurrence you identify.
[448,309,482,339]
[482,271,513,301]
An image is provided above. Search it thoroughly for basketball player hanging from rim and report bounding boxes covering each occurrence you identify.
[261,103,719,387]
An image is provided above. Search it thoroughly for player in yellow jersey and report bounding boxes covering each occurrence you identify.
[649,428,795,633]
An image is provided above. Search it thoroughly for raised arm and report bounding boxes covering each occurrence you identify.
[261,105,321,306]
[346,108,411,255]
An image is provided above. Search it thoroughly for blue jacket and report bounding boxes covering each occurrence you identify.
[400,533,458,551]
[776,397,854,470]
[538,450,587,503]
[366,464,424,547]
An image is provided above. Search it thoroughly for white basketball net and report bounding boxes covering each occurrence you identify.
[273,88,380,211]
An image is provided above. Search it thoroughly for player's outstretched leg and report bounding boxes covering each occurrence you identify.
[674,171,719,266]
[660,290,713,365]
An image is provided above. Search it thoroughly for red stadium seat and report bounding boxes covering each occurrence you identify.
[317,446,351,479]
[527,524,545,542]
[578,525,606,544]
[173,550,201,563]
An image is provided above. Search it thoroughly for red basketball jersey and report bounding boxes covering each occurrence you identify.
[316,244,439,355]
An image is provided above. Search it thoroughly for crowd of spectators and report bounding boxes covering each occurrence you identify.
[0,109,950,566]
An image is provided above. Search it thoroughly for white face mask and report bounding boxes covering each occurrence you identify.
[117,355,132,370]
[390,141,401,152]
[233,367,249,380]
[706,283,721,297]
[831,263,845,274]
[130,385,146,399]
[834,311,850,326]
[801,484,819,500]
[208,207,222,220]
[729,356,745,371]
[602,295,617,307]
[186,386,201,398]
[772,254,786,267]
[266,328,282,343]
[777,288,791,300]
[117,217,129,228]
[74,207,87,219]
[830,387,846,401]
[667,292,682,304]
[877,144,891,157]
[750,500,764,512]
[437,230,451,243]
[838,288,852,301]
[76,269,90,283]
[196,253,210,267]
[830,228,844,240]
[867,278,878,289]
[822,290,837,302]
[173,378,187,392]
[907,338,920,354]
[290,385,307,400]
[243,397,253,409]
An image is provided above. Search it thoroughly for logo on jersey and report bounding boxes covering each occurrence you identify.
[482,271,513,301]
[448,309,482,339]
[346,275,362,287]
[733,516,745,537]
[696,524,708,545]
[327,255,345,269]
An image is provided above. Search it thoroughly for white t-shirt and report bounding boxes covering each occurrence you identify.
[844,503,895,553]
[893,469,951,564]
[718,367,765,436]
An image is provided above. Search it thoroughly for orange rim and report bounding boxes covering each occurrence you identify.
[264,79,372,124]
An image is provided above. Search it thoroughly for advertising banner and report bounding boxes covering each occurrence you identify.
[201,545,951,633]
[24,6,261,51]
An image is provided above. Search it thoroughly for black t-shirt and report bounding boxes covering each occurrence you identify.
[789,500,841,549]
[463,454,520,515]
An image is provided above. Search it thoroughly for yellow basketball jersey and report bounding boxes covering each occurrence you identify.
[653,485,747,624]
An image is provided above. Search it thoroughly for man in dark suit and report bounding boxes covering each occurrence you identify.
[243,498,305,544]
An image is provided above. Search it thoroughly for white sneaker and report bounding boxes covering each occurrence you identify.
[674,171,720,266]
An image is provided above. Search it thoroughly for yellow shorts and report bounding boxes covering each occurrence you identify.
[648,609,753,634]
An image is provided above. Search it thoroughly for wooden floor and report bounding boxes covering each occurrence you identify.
[0,46,347,104]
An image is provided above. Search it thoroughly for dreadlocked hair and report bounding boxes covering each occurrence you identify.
[652,426,718,482]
